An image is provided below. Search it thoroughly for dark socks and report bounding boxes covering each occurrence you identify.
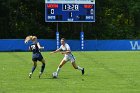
[41,63,45,73]
[31,66,36,73]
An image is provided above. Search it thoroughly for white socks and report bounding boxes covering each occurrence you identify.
[77,66,83,70]
[56,67,61,74]
[56,66,83,75]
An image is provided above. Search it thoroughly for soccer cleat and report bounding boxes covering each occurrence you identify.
[39,72,42,78]
[82,68,84,75]
[29,73,32,78]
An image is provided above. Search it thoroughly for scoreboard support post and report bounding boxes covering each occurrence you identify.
[56,23,59,49]
[80,23,84,50]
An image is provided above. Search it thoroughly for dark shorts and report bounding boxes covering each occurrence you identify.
[32,53,43,62]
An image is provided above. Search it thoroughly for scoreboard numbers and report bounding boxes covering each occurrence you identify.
[51,9,54,14]
[63,4,79,11]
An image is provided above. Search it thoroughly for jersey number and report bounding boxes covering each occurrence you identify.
[31,45,36,50]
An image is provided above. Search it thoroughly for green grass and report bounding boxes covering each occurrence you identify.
[0,51,140,93]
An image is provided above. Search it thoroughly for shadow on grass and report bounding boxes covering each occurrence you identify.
[39,77,69,80]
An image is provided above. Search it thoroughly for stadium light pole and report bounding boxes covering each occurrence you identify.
[56,22,59,49]
[80,23,84,51]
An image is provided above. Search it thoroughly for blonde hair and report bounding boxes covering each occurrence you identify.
[24,35,37,43]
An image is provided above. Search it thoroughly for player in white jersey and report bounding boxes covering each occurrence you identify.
[50,38,84,77]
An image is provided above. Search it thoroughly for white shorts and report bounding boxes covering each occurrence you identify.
[63,55,75,63]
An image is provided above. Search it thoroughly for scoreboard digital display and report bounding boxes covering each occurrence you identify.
[45,0,95,22]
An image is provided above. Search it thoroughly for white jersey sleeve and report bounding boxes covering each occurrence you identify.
[65,44,70,51]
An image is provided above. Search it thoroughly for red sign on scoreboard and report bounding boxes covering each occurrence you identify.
[47,4,58,8]
[84,4,93,8]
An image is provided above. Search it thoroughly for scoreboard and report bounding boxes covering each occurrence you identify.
[45,0,95,22]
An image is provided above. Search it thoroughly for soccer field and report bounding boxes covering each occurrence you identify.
[0,51,140,93]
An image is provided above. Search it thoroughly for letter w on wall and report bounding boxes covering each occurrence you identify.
[130,41,140,50]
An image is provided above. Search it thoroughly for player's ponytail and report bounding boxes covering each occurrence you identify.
[24,36,37,43]
[31,36,37,41]
[24,36,33,44]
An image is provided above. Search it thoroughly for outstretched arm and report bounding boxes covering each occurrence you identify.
[37,42,44,50]
[50,48,61,54]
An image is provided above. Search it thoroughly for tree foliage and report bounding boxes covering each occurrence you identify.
[0,0,139,39]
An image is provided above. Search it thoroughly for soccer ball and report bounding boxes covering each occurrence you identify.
[52,72,58,78]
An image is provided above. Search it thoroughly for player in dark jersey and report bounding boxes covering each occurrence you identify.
[25,36,46,78]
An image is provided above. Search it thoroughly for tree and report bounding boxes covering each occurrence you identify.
[0,0,139,39]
